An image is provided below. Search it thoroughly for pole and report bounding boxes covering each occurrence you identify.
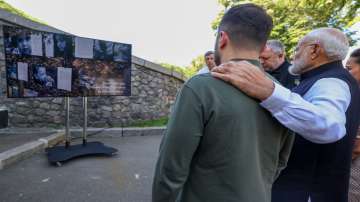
[65,97,71,148]
[82,97,88,145]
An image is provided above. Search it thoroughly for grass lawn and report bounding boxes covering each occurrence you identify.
[128,117,168,127]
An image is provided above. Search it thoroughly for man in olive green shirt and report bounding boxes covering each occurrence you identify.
[152,4,294,202]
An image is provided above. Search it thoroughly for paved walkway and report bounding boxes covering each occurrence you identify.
[0,128,57,153]
[0,135,161,202]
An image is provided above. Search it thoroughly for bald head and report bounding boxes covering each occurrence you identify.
[302,28,349,60]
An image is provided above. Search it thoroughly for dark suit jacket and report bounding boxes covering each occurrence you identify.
[267,60,298,89]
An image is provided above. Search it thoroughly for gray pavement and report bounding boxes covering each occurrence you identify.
[0,135,162,202]
[0,130,57,153]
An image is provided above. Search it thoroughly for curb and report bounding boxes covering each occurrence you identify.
[67,126,166,137]
[0,132,64,170]
[0,127,165,170]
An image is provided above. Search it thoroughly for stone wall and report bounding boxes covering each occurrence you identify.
[0,14,185,128]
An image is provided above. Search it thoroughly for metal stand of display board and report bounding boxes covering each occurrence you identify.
[46,97,118,166]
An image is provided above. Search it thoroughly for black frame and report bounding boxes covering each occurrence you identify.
[3,25,132,98]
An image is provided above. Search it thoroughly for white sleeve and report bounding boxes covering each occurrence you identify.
[260,78,351,144]
[196,66,210,75]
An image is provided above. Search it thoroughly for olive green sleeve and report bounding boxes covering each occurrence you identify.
[152,85,204,202]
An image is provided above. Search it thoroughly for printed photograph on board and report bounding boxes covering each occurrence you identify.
[8,85,19,97]
[113,43,131,63]
[33,65,57,88]
[4,28,32,56]
[94,40,113,60]
[54,34,73,58]
[72,58,130,96]
[6,62,17,80]
[3,26,132,98]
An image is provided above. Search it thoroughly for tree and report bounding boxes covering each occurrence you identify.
[159,62,187,76]
[160,55,205,78]
[212,0,360,57]
[0,0,48,25]
[187,55,206,75]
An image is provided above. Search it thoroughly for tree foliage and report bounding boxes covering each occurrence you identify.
[159,62,187,76]
[0,0,48,25]
[212,0,360,57]
[160,55,205,79]
[188,55,206,74]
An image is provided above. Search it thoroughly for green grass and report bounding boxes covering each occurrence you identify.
[128,117,169,127]
[1,0,48,25]
[45,117,169,129]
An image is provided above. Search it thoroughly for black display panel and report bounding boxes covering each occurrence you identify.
[4,26,131,97]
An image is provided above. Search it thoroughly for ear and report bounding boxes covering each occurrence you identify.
[311,44,321,59]
[219,31,229,49]
[278,52,285,60]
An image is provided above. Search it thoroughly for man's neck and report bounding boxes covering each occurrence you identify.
[221,50,259,64]
[273,59,286,71]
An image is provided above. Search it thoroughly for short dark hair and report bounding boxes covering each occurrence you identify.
[350,48,360,64]
[204,51,214,57]
[218,3,273,51]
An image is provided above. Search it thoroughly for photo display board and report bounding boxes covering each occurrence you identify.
[3,26,132,98]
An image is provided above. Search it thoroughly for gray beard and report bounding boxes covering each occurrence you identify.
[289,57,307,76]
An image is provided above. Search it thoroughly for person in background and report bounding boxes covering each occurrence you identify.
[346,48,360,202]
[211,28,360,202]
[260,40,299,89]
[197,50,216,74]
[152,4,294,202]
